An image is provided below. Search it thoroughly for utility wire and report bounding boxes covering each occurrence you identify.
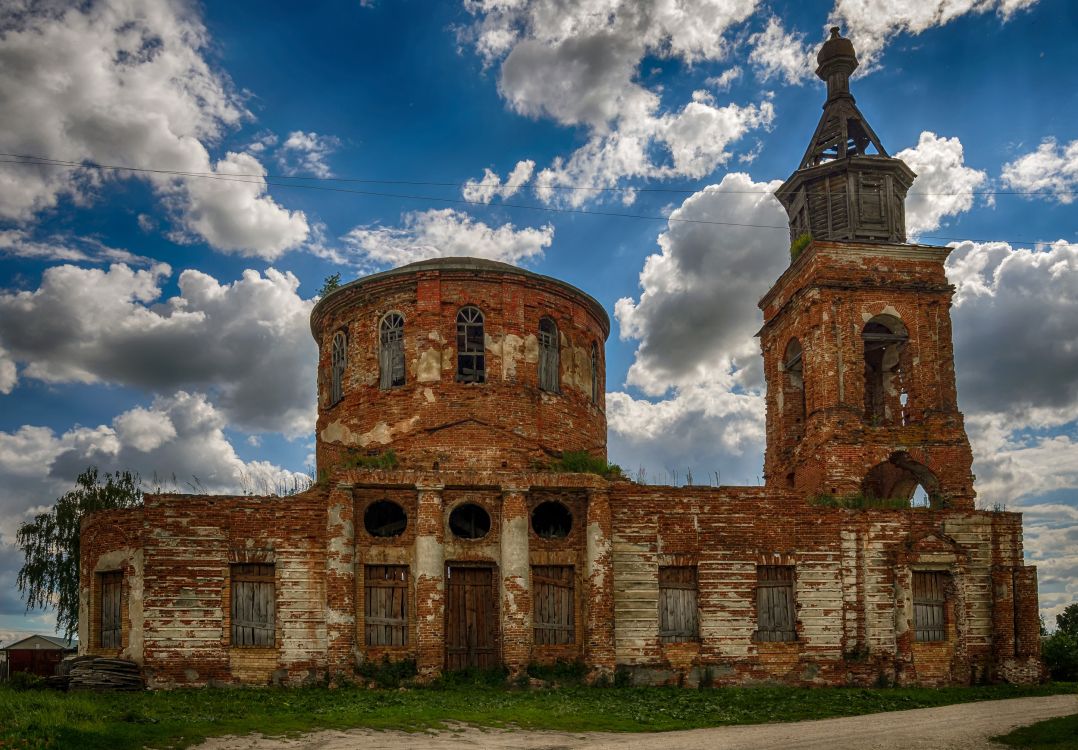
[0,153,1067,246]
[0,151,1072,197]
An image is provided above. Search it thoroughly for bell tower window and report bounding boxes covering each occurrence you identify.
[863,315,908,426]
[782,338,805,442]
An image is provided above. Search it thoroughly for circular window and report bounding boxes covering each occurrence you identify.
[449,503,491,540]
[364,500,407,538]
[531,501,573,539]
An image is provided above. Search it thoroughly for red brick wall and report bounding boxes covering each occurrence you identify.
[312,263,609,475]
[760,241,976,509]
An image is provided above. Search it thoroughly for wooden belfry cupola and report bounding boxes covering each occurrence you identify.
[776,28,916,244]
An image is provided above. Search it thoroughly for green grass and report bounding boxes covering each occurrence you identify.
[994,713,1078,749]
[0,682,1074,750]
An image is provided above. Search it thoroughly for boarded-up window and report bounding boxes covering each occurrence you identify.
[365,565,408,646]
[756,565,796,642]
[231,563,275,647]
[658,566,698,642]
[379,313,405,389]
[533,565,574,645]
[913,571,948,642]
[538,318,559,392]
[99,571,122,649]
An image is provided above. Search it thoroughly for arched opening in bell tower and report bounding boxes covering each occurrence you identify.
[862,315,909,426]
[862,452,941,507]
[782,338,806,445]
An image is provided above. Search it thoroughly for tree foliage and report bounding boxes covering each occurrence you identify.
[1043,602,1078,681]
[16,466,142,639]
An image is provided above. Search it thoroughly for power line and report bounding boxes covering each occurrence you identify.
[0,153,1066,246]
[0,151,1072,197]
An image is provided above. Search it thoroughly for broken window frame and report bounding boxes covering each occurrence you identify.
[782,338,806,437]
[456,306,485,383]
[330,330,347,405]
[538,317,559,393]
[658,566,699,643]
[365,565,409,646]
[862,316,909,426]
[378,312,406,389]
[98,570,122,649]
[230,563,275,648]
[913,570,949,643]
[590,342,600,404]
[755,565,797,642]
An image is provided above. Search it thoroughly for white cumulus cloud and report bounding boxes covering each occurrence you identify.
[0,0,308,259]
[0,262,316,436]
[343,209,553,268]
[896,131,987,237]
[829,0,1040,69]
[748,17,814,85]
[462,160,536,203]
[464,0,770,207]
[1000,138,1078,204]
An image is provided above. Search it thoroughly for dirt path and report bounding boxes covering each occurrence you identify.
[196,693,1078,750]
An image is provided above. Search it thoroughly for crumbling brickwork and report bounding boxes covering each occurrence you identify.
[760,241,976,509]
[77,39,1045,684]
[310,258,609,475]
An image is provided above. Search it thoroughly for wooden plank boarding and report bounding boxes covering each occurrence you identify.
[365,565,408,646]
[658,566,698,642]
[231,563,274,647]
[445,566,496,670]
[533,565,574,645]
[913,571,948,642]
[756,565,796,642]
[99,571,122,649]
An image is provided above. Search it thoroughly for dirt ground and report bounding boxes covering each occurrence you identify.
[196,693,1078,750]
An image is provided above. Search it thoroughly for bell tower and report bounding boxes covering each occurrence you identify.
[759,29,976,510]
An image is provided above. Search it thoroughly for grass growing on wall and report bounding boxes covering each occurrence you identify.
[809,493,913,510]
[1,681,1075,749]
[546,450,623,479]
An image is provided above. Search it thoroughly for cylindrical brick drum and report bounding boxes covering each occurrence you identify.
[310,258,609,475]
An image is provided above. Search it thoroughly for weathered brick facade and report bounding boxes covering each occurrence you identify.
[78,31,1043,688]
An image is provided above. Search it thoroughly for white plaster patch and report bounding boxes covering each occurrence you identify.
[500,333,525,379]
[417,347,442,383]
[423,387,435,403]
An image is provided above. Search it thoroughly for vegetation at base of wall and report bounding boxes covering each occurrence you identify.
[16,466,143,640]
[339,450,400,472]
[318,272,342,297]
[1,681,1075,750]
[355,656,417,688]
[546,450,623,479]
[1043,603,1078,681]
[790,232,812,261]
[526,659,588,684]
[993,713,1078,749]
[809,493,912,510]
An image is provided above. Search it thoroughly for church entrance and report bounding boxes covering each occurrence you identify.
[445,565,497,670]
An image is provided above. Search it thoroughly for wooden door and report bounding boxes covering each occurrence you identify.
[533,565,574,645]
[445,566,496,670]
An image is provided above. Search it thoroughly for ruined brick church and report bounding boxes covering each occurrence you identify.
[80,30,1043,688]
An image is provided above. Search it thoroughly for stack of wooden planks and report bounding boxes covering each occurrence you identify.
[66,656,143,691]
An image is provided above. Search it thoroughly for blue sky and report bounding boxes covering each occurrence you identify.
[1,0,1076,640]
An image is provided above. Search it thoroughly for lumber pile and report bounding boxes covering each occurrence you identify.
[65,656,144,691]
